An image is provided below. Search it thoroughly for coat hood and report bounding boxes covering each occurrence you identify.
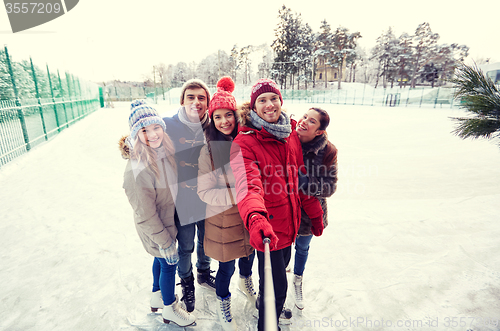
[118,135,131,160]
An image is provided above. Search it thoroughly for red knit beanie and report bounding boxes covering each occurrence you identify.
[208,76,237,118]
[249,78,283,110]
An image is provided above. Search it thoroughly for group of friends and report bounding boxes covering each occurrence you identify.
[119,76,338,331]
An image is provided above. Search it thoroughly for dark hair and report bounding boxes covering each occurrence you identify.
[205,112,238,169]
[310,107,330,131]
[310,107,336,168]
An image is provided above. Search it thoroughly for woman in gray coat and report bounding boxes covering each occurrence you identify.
[120,100,194,327]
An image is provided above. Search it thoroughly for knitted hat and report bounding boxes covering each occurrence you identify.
[208,76,237,118]
[249,78,283,110]
[128,99,166,142]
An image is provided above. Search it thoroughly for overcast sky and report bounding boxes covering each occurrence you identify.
[1,0,499,83]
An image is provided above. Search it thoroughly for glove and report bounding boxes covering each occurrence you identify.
[248,213,279,252]
[310,216,324,237]
[159,241,179,265]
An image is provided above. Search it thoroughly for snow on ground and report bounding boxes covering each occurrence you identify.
[0,101,499,331]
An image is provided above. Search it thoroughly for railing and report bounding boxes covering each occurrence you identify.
[0,46,100,168]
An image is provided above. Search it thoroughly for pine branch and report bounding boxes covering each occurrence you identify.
[450,63,500,143]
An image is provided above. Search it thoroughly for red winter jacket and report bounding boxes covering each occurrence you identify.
[230,103,323,251]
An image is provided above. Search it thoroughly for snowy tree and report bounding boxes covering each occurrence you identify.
[315,19,333,88]
[395,32,413,87]
[271,5,298,88]
[434,43,469,86]
[451,63,500,145]
[172,62,188,86]
[409,22,440,88]
[370,27,399,88]
[0,49,15,99]
[331,26,361,89]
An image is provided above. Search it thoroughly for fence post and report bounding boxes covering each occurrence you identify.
[57,70,69,128]
[65,72,76,119]
[4,45,31,151]
[30,57,48,141]
[46,64,61,132]
[434,87,440,108]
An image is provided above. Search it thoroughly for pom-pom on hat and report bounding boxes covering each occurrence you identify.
[249,78,283,110]
[208,76,237,118]
[128,99,167,142]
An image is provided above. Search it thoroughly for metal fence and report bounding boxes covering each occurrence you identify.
[0,46,101,168]
[129,84,460,109]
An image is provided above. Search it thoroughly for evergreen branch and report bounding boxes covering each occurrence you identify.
[450,63,500,144]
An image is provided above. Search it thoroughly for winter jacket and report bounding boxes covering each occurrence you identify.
[230,102,323,251]
[163,108,208,226]
[119,136,178,258]
[298,133,338,236]
[197,144,253,262]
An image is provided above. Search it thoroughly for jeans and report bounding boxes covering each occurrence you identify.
[215,251,255,298]
[294,234,313,276]
[152,257,177,306]
[175,217,211,280]
[257,246,291,331]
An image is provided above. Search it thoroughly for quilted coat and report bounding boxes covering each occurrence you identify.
[197,144,253,262]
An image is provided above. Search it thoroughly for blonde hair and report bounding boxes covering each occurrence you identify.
[131,131,177,180]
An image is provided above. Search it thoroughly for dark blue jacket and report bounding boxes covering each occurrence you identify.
[164,109,208,225]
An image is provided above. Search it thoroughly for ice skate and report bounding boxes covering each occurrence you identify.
[216,294,238,331]
[150,290,164,312]
[162,295,195,327]
[238,274,257,306]
[293,274,304,310]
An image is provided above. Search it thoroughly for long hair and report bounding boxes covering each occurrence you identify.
[131,131,177,179]
[309,107,337,168]
[205,112,238,169]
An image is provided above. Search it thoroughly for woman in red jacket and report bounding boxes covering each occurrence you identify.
[230,79,324,331]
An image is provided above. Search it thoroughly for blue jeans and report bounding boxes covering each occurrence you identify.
[215,251,255,298]
[152,257,177,306]
[294,234,313,276]
[175,218,211,280]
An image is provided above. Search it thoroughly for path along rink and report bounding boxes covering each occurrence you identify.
[0,102,499,331]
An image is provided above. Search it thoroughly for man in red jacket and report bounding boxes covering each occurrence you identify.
[230,79,324,331]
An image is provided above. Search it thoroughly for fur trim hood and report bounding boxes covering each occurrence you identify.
[118,135,131,160]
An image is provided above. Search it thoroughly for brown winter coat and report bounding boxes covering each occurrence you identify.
[119,136,178,258]
[298,133,338,236]
[197,144,253,262]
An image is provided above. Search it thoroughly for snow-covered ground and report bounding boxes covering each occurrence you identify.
[1,101,499,331]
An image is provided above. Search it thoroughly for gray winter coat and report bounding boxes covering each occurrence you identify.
[119,136,178,258]
[298,133,338,236]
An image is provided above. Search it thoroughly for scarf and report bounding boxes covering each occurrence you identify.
[178,106,209,134]
[249,110,292,139]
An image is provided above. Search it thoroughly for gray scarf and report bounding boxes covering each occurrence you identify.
[178,106,209,134]
[249,110,292,139]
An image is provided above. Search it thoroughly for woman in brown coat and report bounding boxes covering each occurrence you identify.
[197,77,255,331]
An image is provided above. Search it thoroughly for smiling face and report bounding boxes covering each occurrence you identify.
[138,123,164,148]
[296,109,324,143]
[182,88,208,122]
[213,108,236,136]
[253,92,282,123]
